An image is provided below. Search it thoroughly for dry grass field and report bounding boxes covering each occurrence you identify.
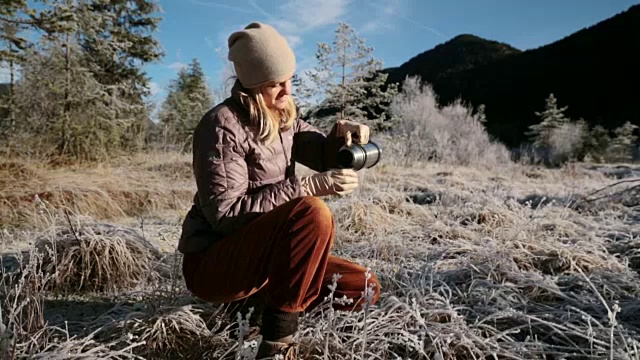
[1,149,639,359]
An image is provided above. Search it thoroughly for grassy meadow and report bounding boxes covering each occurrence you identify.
[1,146,639,359]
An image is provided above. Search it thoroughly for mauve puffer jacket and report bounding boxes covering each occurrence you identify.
[178,96,344,254]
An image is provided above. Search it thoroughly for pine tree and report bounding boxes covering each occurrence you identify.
[12,0,137,161]
[606,121,639,162]
[77,0,164,150]
[298,22,398,130]
[527,93,570,149]
[1,0,164,159]
[79,0,163,95]
[158,58,214,151]
[581,124,611,163]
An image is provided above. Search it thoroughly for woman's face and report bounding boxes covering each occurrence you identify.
[259,77,292,110]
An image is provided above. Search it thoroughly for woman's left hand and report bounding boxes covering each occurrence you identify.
[336,119,370,147]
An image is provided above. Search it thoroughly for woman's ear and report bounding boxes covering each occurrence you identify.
[247,85,258,96]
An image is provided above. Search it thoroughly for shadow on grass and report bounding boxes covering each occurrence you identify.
[43,297,135,336]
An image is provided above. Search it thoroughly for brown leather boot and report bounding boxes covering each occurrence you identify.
[256,335,300,359]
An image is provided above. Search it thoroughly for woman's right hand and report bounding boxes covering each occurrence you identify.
[300,169,359,197]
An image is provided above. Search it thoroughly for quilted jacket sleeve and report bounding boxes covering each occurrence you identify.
[293,119,345,172]
[193,110,304,235]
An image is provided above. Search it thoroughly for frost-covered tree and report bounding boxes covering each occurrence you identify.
[11,0,142,160]
[79,0,163,96]
[77,0,163,150]
[547,120,588,165]
[2,0,164,159]
[388,75,510,166]
[299,22,397,130]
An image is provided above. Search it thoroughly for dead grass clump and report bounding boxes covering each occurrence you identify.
[523,169,545,179]
[88,301,242,360]
[510,239,627,276]
[457,208,513,229]
[335,201,394,238]
[3,187,194,229]
[426,263,639,358]
[0,156,196,228]
[476,210,505,227]
[2,247,59,358]
[366,189,431,218]
[106,189,193,217]
[144,161,193,180]
[119,305,214,359]
[425,220,476,245]
[32,223,161,295]
[29,333,145,359]
[0,161,41,189]
[532,248,595,275]
[330,192,428,239]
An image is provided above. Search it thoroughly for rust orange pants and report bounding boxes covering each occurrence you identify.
[182,196,381,315]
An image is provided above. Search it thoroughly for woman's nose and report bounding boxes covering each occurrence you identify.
[281,86,291,96]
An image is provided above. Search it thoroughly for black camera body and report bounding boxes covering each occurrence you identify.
[336,141,382,171]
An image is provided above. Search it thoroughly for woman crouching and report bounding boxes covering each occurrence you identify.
[178,22,381,359]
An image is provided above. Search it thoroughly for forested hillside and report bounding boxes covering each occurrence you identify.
[384,4,640,148]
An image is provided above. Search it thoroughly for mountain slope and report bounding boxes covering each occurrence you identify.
[385,5,640,148]
[384,34,521,87]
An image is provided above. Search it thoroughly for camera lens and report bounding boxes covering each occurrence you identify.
[337,148,356,168]
[337,142,381,170]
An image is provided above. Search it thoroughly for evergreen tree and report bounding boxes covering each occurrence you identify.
[1,0,164,159]
[79,0,163,95]
[78,0,164,150]
[581,124,611,163]
[527,93,570,149]
[298,22,398,130]
[158,58,214,151]
[607,121,639,162]
[12,0,139,161]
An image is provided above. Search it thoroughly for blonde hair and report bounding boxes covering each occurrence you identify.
[232,79,297,145]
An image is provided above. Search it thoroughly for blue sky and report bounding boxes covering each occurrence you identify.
[144,0,638,107]
[2,0,637,110]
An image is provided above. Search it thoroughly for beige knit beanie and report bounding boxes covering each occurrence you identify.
[228,22,296,89]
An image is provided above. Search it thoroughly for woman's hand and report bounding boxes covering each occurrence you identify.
[336,119,370,147]
[300,169,359,197]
